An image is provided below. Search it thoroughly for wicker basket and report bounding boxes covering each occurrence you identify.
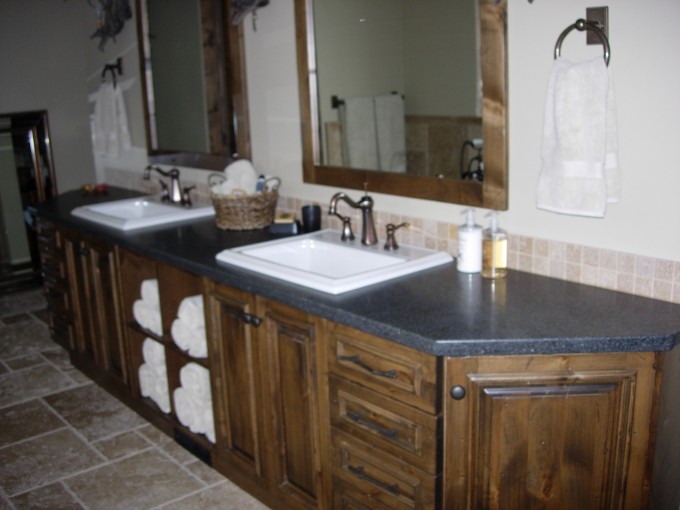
[209,173,279,230]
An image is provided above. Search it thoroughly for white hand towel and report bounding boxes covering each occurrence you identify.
[177,295,205,330]
[138,363,154,398]
[140,279,160,306]
[536,57,620,217]
[374,95,407,173]
[92,82,131,158]
[340,97,379,170]
[173,387,197,430]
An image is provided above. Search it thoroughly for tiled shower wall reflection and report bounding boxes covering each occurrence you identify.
[106,168,680,305]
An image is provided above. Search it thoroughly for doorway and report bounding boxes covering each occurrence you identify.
[0,111,57,292]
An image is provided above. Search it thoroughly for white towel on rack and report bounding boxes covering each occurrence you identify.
[92,81,131,158]
[340,97,379,170]
[374,95,406,173]
[536,57,620,217]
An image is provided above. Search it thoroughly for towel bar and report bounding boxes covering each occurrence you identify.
[554,19,610,66]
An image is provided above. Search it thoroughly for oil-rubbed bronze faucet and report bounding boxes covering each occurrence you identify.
[328,186,378,245]
[384,222,409,250]
[143,165,194,206]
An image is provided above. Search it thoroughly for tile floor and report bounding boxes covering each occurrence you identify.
[0,287,270,510]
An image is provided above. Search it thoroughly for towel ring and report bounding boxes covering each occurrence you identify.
[554,19,610,66]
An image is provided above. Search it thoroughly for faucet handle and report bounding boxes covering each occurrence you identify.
[181,186,196,207]
[340,217,355,242]
[158,179,170,202]
[384,222,409,250]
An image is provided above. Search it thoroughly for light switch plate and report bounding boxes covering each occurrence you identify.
[586,6,609,45]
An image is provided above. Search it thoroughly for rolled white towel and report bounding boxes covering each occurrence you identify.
[180,362,211,400]
[173,386,199,431]
[140,279,160,306]
[171,319,208,359]
[187,327,208,359]
[138,361,170,414]
[177,295,205,330]
[142,337,166,368]
[153,376,171,414]
[138,363,154,398]
[202,403,216,443]
[133,299,163,336]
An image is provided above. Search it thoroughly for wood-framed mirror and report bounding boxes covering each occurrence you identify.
[135,0,251,171]
[295,0,508,209]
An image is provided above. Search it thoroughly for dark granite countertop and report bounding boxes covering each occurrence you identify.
[36,187,680,357]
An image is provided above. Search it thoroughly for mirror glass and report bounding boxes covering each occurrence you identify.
[296,0,507,208]
[136,0,250,170]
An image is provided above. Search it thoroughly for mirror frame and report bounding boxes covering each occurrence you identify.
[295,0,508,209]
[135,0,251,171]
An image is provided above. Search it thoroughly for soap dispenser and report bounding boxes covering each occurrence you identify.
[482,211,507,279]
[457,209,482,273]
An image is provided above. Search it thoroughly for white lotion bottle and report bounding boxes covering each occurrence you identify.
[457,209,482,273]
[482,211,508,279]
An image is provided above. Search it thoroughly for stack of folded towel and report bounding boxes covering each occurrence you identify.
[138,337,171,413]
[132,279,163,336]
[170,295,207,358]
[173,362,215,443]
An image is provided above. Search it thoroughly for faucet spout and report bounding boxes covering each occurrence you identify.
[143,165,182,204]
[328,190,378,245]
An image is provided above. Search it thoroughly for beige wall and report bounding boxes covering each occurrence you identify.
[244,0,680,263]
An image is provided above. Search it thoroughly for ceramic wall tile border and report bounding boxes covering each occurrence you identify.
[107,168,680,305]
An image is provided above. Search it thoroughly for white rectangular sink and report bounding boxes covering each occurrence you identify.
[71,197,214,231]
[215,230,452,294]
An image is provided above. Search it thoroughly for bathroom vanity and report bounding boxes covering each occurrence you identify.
[35,188,680,509]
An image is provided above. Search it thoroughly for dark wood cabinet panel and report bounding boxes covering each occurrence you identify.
[443,353,660,510]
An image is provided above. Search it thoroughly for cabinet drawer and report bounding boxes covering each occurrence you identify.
[333,432,438,510]
[330,375,440,474]
[328,323,439,413]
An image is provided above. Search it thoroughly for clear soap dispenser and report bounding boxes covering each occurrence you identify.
[482,211,507,279]
[457,209,482,273]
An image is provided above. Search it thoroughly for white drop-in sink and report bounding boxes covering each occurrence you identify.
[71,197,214,231]
[215,230,453,294]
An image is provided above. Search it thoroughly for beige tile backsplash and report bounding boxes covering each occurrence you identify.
[107,167,680,305]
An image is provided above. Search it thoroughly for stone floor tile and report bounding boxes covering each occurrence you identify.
[0,319,53,359]
[0,428,104,496]
[92,430,153,460]
[185,459,227,486]
[0,364,76,408]
[4,353,46,370]
[0,289,46,318]
[0,399,65,448]
[65,449,203,510]
[158,479,271,510]
[44,383,147,441]
[10,482,85,509]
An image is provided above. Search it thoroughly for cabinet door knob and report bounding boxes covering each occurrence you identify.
[241,312,262,327]
[450,385,466,400]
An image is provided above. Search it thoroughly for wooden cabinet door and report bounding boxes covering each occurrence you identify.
[204,281,266,489]
[258,297,330,510]
[443,353,660,510]
[63,230,127,386]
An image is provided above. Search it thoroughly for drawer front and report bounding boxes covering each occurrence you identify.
[328,324,439,413]
[330,375,439,474]
[333,432,438,510]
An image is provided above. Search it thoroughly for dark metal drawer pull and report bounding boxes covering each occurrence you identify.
[241,312,262,327]
[338,355,397,379]
[347,411,399,439]
[348,465,400,495]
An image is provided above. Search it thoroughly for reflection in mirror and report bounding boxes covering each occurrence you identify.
[136,0,250,170]
[296,0,507,209]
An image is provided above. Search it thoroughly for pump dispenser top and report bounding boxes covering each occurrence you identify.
[457,209,482,273]
[482,211,507,279]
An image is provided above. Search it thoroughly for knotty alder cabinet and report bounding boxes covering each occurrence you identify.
[443,353,659,510]
[37,220,664,509]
